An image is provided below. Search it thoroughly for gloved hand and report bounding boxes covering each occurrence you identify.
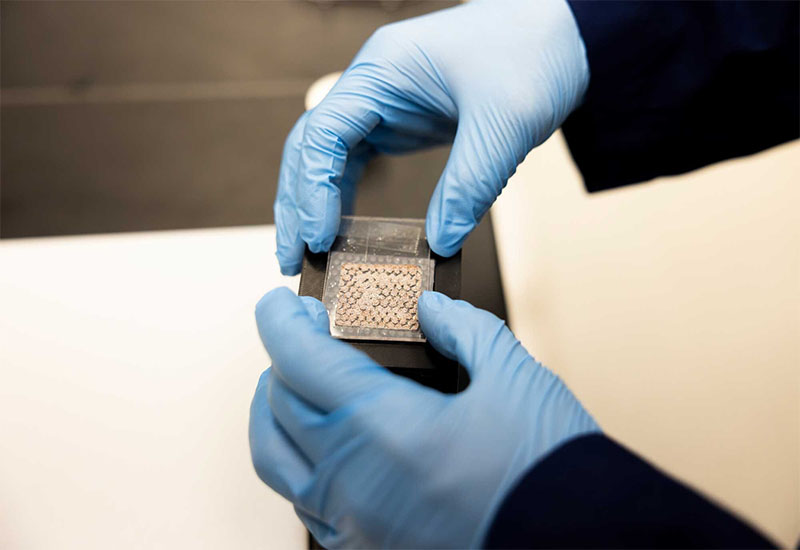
[275,0,589,274]
[250,287,600,548]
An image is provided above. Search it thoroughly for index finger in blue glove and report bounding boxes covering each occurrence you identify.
[249,368,313,501]
[297,295,329,332]
[255,287,396,412]
[295,74,383,253]
[425,113,527,257]
[275,113,310,276]
[268,372,341,466]
[274,110,372,275]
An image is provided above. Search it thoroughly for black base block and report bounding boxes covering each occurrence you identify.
[298,247,466,393]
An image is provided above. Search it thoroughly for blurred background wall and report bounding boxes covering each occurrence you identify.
[1,0,456,237]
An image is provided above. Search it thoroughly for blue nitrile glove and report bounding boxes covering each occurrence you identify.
[275,0,589,274]
[250,287,600,548]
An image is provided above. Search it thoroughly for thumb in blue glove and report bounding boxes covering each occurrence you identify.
[250,288,599,548]
[274,0,589,274]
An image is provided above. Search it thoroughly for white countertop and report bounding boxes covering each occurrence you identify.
[0,227,305,549]
[1,133,798,548]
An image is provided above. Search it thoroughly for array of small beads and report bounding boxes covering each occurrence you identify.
[334,262,422,331]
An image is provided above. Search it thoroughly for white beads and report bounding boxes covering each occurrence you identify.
[335,263,422,331]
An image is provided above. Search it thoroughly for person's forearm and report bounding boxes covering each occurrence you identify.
[485,434,775,549]
[563,1,799,192]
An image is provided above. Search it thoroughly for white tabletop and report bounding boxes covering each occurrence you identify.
[0,227,305,549]
[1,134,798,548]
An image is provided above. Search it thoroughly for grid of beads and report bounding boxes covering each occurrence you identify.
[334,262,422,331]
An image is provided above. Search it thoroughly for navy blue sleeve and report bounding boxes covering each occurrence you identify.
[562,1,799,192]
[484,434,775,549]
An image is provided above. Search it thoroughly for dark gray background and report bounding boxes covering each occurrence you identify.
[1,0,505,318]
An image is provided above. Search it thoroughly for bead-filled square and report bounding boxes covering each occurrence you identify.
[334,263,422,331]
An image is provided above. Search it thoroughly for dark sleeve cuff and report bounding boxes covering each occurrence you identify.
[562,1,799,192]
[485,434,776,549]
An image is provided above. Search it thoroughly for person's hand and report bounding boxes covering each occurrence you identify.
[275,0,589,274]
[249,288,599,548]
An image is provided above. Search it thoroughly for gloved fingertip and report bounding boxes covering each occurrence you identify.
[256,285,293,305]
[276,248,302,276]
[255,286,296,321]
[426,212,474,258]
[278,260,302,277]
[298,184,341,254]
[304,233,336,254]
[299,296,330,332]
[298,218,335,254]
[418,290,448,315]
[428,237,461,258]
[417,292,459,361]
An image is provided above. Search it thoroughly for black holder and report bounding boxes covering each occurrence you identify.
[298,247,466,394]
